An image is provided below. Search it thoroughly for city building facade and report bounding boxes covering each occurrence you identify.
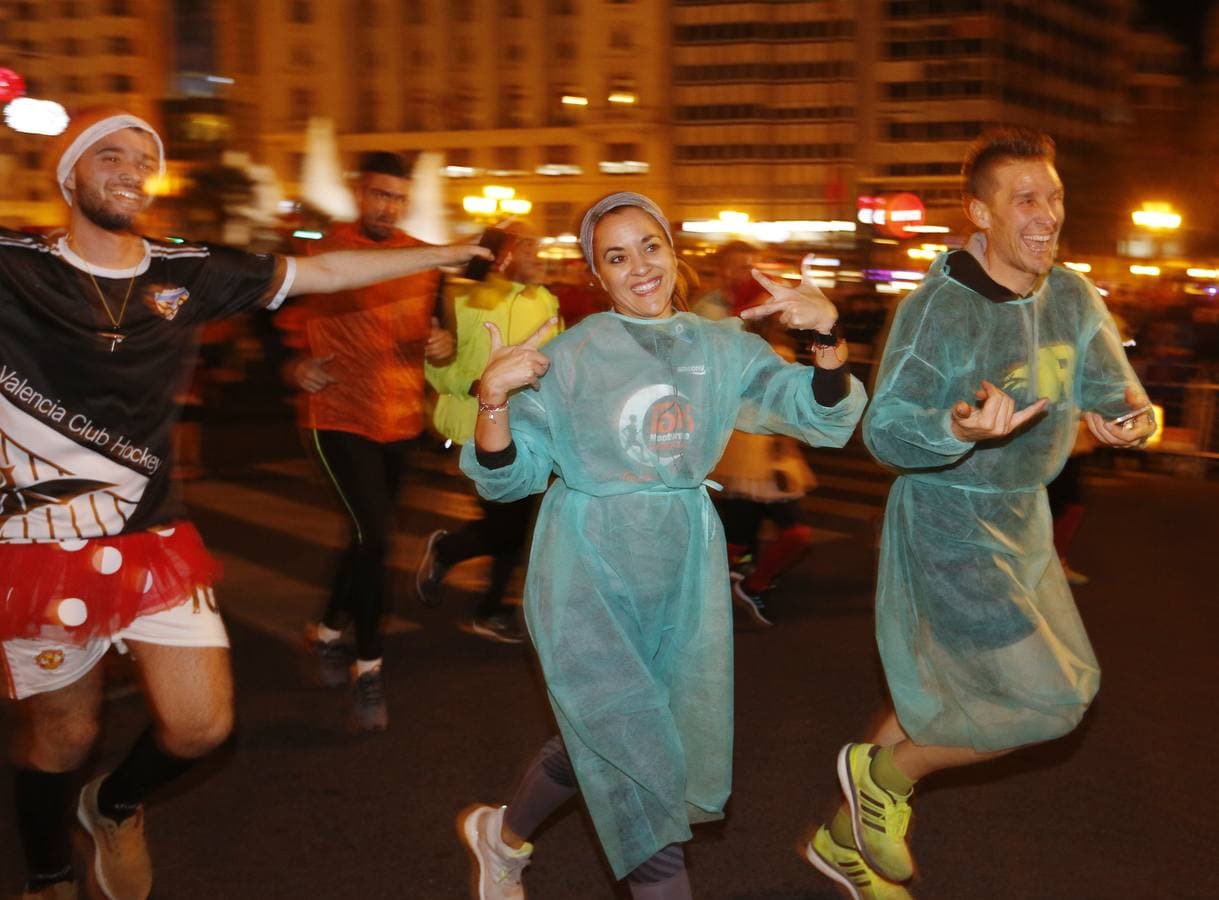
[0,0,167,225]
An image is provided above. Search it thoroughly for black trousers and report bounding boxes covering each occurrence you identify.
[717,496,801,551]
[312,429,413,660]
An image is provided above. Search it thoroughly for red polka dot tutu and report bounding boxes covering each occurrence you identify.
[0,521,221,643]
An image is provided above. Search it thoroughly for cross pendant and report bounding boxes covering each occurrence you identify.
[98,330,125,352]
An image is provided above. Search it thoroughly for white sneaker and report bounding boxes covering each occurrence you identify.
[461,804,531,900]
[730,574,773,627]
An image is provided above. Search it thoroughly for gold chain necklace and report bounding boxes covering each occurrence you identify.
[81,265,137,352]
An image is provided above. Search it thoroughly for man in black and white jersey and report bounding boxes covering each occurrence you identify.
[0,108,490,900]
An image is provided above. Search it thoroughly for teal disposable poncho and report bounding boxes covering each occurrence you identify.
[865,252,1145,752]
[462,309,865,877]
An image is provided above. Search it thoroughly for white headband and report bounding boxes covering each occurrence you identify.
[56,113,165,204]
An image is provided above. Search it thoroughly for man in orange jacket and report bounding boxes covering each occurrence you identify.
[289,152,453,730]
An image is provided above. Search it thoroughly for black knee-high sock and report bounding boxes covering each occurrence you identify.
[14,767,76,886]
[502,736,579,840]
[97,728,198,823]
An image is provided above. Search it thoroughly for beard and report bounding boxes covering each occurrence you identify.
[360,216,397,242]
[75,182,141,232]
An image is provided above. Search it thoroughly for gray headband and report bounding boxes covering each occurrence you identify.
[578,192,673,267]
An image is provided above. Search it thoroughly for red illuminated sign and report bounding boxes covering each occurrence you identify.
[0,68,26,105]
[857,192,927,238]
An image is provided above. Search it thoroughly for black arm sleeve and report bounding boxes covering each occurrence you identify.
[475,441,518,470]
[812,364,850,407]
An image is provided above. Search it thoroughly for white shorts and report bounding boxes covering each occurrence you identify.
[1,587,229,701]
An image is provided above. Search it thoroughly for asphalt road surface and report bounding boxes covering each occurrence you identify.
[2,435,1215,899]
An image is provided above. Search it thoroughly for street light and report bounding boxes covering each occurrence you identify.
[1131,202,1182,231]
[462,185,531,221]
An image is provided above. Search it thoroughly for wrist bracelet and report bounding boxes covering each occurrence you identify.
[478,397,509,423]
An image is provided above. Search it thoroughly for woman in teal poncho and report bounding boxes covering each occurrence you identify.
[456,192,866,899]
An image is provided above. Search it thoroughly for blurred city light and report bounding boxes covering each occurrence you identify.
[500,197,532,215]
[3,97,69,136]
[1131,202,1182,230]
[560,95,589,106]
[462,185,530,220]
[681,218,855,241]
[293,229,324,240]
[598,160,649,174]
[143,171,179,197]
[1129,264,1161,276]
[857,193,926,237]
[462,195,497,215]
[1146,404,1165,448]
[866,269,925,281]
[1186,267,1218,279]
[0,67,27,104]
[536,164,582,176]
[608,92,638,104]
[907,244,948,260]
[1064,261,1093,273]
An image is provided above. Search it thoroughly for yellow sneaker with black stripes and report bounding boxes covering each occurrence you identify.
[805,826,913,900]
[838,742,914,882]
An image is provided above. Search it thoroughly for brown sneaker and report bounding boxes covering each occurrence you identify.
[76,775,152,900]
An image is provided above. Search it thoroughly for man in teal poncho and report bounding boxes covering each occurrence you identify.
[803,127,1157,898]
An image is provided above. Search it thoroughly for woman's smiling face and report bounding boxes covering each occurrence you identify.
[592,206,676,319]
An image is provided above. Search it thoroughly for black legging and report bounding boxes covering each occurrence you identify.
[312,429,413,661]
[435,493,538,618]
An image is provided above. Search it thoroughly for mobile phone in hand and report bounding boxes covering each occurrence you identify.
[464,228,510,281]
[1109,404,1155,430]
